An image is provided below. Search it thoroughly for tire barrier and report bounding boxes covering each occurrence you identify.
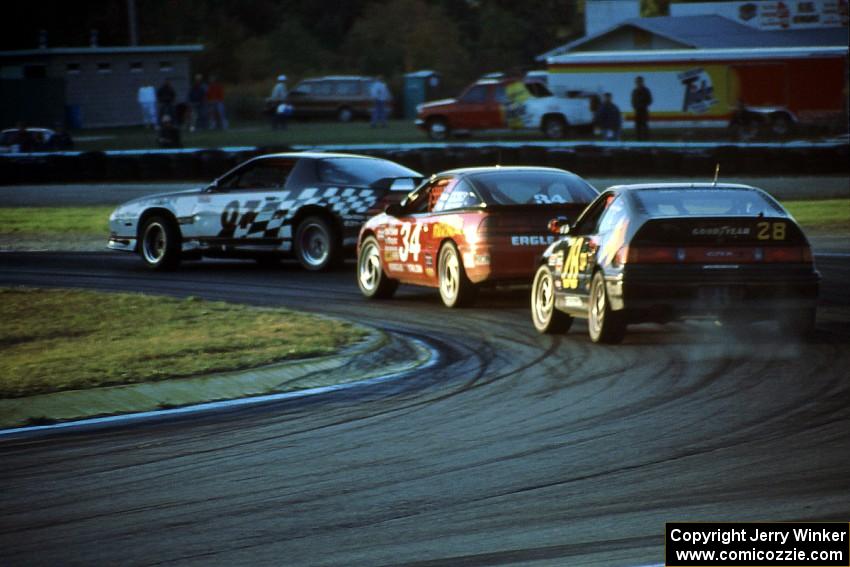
[1,142,847,185]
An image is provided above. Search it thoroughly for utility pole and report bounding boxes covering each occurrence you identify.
[128,0,138,46]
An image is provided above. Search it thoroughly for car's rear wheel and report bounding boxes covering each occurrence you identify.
[588,271,625,344]
[295,216,339,271]
[337,107,354,122]
[438,243,477,308]
[427,118,449,141]
[770,113,793,136]
[542,115,567,139]
[140,215,181,271]
[531,265,572,334]
[357,236,398,299]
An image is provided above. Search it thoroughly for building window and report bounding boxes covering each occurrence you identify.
[66,63,81,75]
[159,61,173,72]
[97,62,112,73]
[130,61,143,73]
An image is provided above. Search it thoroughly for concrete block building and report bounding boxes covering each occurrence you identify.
[0,44,203,129]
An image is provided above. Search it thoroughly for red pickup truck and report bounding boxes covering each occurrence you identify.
[415,78,594,140]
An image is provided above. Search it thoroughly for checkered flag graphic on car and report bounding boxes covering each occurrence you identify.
[219,187,377,240]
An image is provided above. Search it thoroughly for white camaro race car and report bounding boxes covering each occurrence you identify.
[108,152,421,271]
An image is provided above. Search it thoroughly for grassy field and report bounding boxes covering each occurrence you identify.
[71,119,789,151]
[0,199,846,243]
[0,288,365,399]
[0,206,112,235]
[782,199,850,231]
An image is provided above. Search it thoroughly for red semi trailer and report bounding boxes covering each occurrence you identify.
[546,46,849,136]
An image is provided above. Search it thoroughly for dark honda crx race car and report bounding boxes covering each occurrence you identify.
[531,183,820,343]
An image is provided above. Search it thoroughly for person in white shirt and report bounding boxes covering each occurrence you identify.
[137,85,157,129]
[267,74,288,129]
[369,77,391,128]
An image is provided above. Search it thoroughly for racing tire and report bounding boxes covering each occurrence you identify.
[438,242,477,308]
[294,216,339,271]
[139,215,181,271]
[337,107,354,123]
[588,271,626,344]
[777,307,816,339]
[427,118,449,141]
[542,115,567,140]
[531,264,572,334]
[357,236,398,299]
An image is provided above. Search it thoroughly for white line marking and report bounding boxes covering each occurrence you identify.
[0,337,440,438]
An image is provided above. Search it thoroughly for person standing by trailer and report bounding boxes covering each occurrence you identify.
[595,93,622,141]
[631,76,653,140]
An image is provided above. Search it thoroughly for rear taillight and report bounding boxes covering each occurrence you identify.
[763,246,812,263]
[623,245,813,265]
[626,246,678,264]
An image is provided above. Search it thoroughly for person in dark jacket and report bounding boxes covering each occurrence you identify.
[595,93,622,141]
[631,76,653,140]
[156,80,176,123]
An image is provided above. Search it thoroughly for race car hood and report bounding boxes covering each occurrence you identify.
[419,98,458,111]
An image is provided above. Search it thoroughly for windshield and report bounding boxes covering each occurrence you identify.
[316,157,420,186]
[467,170,597,206]
[633,188,786,217]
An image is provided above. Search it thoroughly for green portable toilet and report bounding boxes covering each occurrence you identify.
[403,70,441,119]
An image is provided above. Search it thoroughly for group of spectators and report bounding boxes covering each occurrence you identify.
[594,76,653,141]
[138,74,229,148]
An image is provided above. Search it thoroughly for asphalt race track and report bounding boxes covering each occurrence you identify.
[1,251,849,566]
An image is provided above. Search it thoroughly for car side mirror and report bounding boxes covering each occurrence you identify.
[385,203,403,217]
[548,217,570,235]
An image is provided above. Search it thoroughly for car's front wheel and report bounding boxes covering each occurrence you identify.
[295,216,339,271]
[438,243,477,308]
[588,271,625,344]
[357,236,398,299]
[531,265,572,334]
[139,215,181,271]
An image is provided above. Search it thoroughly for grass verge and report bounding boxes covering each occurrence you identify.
[70,119,809,152]
[0,206,112,235]
[0,198,846,247]
[0,288,365,399]
[782,199,850,232]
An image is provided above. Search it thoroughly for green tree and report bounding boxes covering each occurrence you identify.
[343,0,471,90]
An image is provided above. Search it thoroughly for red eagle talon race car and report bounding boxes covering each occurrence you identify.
[531,183,820,344]
[356,166,599,307]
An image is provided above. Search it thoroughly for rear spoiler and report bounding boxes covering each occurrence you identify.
[370,176,425,192]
